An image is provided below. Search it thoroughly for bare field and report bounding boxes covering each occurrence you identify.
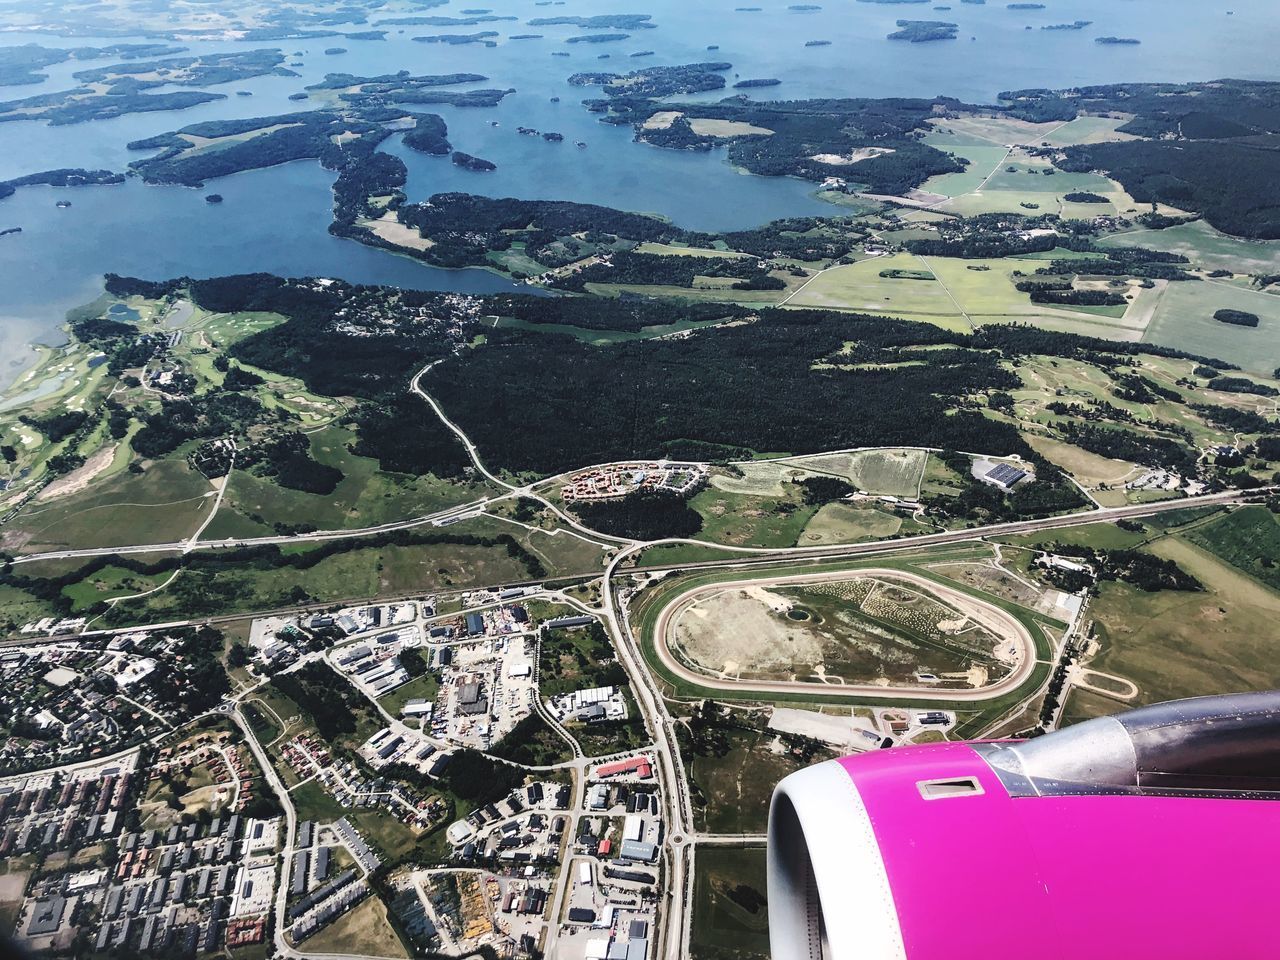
[783,448,926,497]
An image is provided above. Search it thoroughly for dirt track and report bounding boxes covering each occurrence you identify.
[650,568,1040,702]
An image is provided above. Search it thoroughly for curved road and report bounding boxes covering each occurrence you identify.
[651,567,1039,702]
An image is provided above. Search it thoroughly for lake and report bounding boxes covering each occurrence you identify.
[1,0,1277,384]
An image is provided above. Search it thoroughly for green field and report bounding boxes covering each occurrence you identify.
[787,254,965,321]
[6,459,215,553]
[920,131,1010,197]
[1084,531,1280,706]
[1142,279,1280,374]
[204,426,487,538]
[691,847,770,960]
[96,513,599,627]
[378,673,440,718]
[690,486,817,548]
[635,242,750,258]
[1039,116,1139,147]
[797,502,903,545]
[1061,686,1126,725]
[1183,507,1280,593]
[494,313,730,345]
[1099,220,1280,276]
[688,724,833,833]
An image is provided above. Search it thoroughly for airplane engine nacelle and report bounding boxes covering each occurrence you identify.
[767,691,1280,960]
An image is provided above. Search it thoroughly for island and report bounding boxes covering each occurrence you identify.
[414,32,500,47]
[323,47,347,55]
[0,168,125,199]
[565,33,630,44]
[1044,20,1093,30]
[1096,36,1141,44]
[542,131,564,141]
[204,193,223,204]
[570,62,732,99]
[528,15,656,29]
[888,20,959,41]
[1007,3,1045,8]
[733,78,782,88]
[451,150,496,171]
[805,39,832,46]
[0,226,21,237]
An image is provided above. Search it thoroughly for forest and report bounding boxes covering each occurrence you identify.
[420,309,1031,474]
[568,490,703,540]
[483,295,749,332]
[549,251,783,292]
[1058,137,1280,239]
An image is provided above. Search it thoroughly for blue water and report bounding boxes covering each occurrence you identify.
[1,0,1278,383]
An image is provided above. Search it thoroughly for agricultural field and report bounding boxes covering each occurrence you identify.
[668,574,1016,688]
[635,242,751,259]
[1141,279,1280,374]
[781,448,927,497]
[690,848,770,960]
[785,254,968,326]
[1037,115,1140,147]
[920,130,1011,197]
[1183,507,1280,594]
[1098,219,1280,276]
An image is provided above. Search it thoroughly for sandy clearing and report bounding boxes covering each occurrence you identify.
[36,443,117,502]
[642,110,682,130]
[641,112,773,137]
[358,211,435,251]
[809,147,894,165]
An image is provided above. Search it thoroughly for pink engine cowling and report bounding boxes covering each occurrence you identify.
[767,691,1280,960]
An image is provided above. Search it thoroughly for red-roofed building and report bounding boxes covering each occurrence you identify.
[594,756,654,779]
